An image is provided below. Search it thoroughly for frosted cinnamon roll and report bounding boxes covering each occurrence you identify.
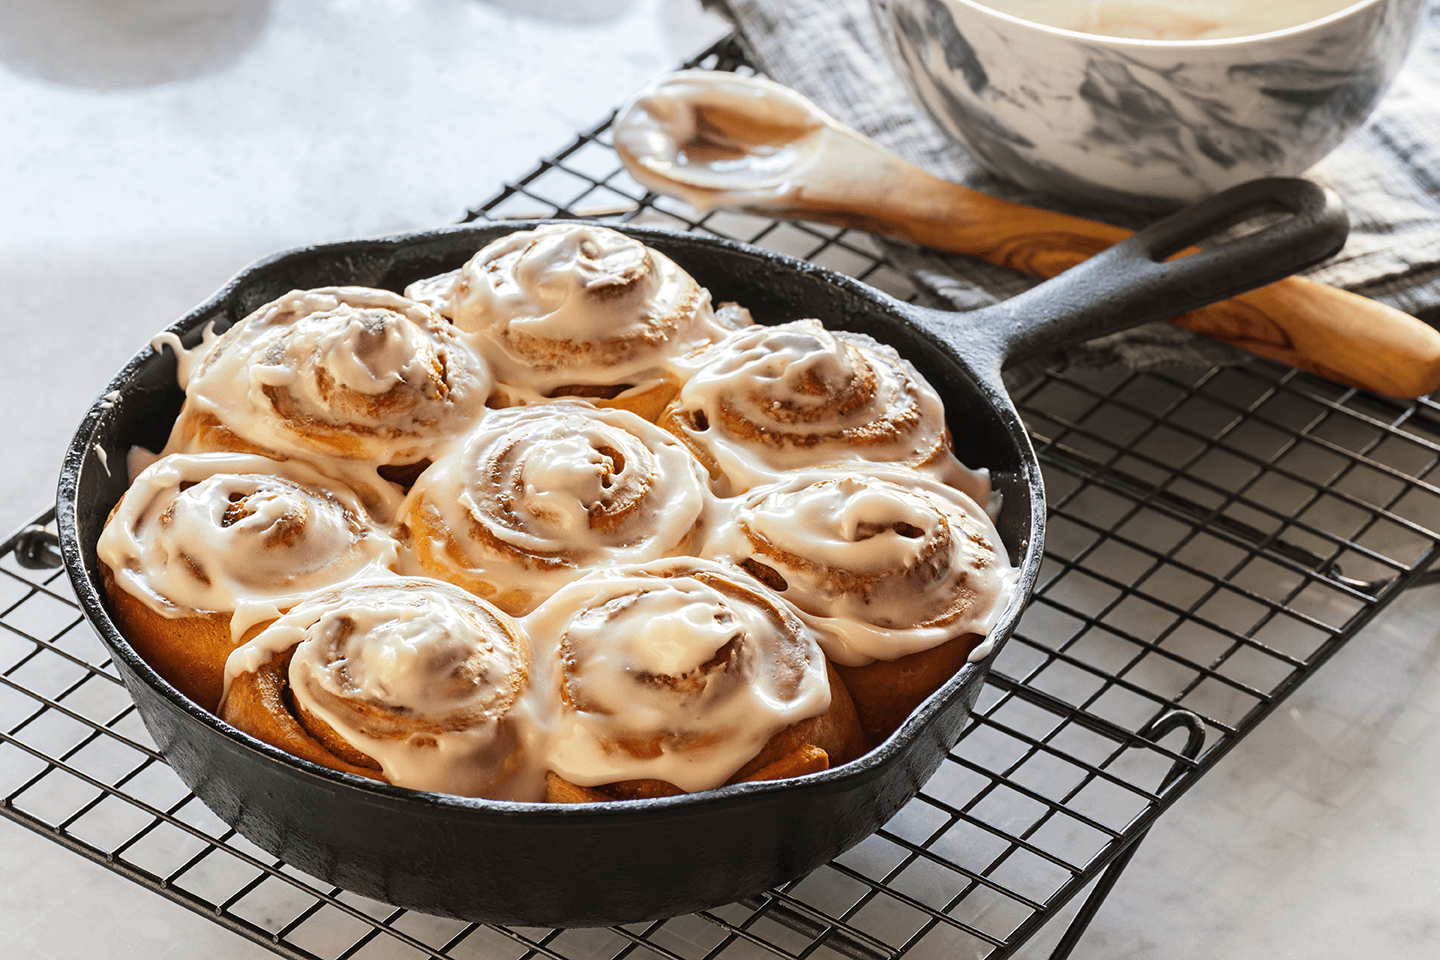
[398,401,712,615]
[704,466,1018,742]
[221,577,540,801]
[525,558,868,801]
[659,319,985,499]
[96,453,401,711]
[164,286,491,497]
[407,223,750,420]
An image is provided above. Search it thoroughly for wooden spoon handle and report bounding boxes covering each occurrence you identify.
[799,159,1440,398]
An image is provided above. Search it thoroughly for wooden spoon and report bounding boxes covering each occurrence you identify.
[613,71,1440,399]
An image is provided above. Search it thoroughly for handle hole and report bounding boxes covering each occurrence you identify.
[1150,199,1296,263]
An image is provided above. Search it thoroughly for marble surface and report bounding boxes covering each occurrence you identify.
[4,2,1440,958]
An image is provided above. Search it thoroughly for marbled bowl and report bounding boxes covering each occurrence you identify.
[870,0,1426,210]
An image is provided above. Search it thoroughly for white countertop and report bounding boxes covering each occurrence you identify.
[4,2,1440,958]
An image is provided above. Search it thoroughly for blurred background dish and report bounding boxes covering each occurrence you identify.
[869,0,1428,209]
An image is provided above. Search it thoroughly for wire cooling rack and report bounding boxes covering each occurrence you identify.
[6,34,1440,960]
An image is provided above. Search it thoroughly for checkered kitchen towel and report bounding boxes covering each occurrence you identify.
[712,0,1440,378]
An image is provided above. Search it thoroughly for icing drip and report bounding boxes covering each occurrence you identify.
[151,322,220,391]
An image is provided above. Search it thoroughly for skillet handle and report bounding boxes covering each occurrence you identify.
[916,177,1350,378]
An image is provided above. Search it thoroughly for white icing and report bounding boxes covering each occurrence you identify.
[704,465,1018,666]
[663,319,990,501]
[522,558,832,793]
[418,223,749,402]
[125,445,162,484]
[171,287,491,468]
[403,268,459,312]
[97,452,400,638]
[150,322,220,391]
[401,401,711,610]
[976,0,1360,41]
[225,577,542,801]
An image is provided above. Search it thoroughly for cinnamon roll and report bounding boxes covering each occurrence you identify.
[524,558,868,801]
[164,286,492,498]
[96,453,401,711]
[398,401,712,615]
[221,577,540,801]
[407,223,750,420]
[703,466,1018,742]
[659,319,986,499]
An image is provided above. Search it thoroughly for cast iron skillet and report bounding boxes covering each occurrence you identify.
[58,178,1346,927]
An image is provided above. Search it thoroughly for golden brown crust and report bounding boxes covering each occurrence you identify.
[736,744,831,784]
[735,662,869,777]
[833,633,985,744]
[220,646,386,781]
[487,375,684,424]
[165,405,276,460]
[102,563,235,712]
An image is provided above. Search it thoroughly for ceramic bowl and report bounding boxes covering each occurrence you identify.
[870,0,1426,209]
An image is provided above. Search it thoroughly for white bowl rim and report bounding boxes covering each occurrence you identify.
[943,0,1393,49]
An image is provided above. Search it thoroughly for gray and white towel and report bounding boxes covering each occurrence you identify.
[712,0,1440,378]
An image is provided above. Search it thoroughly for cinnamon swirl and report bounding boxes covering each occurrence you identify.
[164,286,492,498]
[407,223,750,420]
[221,577,540,801]
[703,466,1018,741]
[524,558,868,801]
[96,452,401,711]
[398,401,712,615]
[659,319,986,498]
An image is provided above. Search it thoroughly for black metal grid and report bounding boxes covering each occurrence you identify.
[6,33,1440,960]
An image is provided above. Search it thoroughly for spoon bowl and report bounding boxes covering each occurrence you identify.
[615,70,829,199]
